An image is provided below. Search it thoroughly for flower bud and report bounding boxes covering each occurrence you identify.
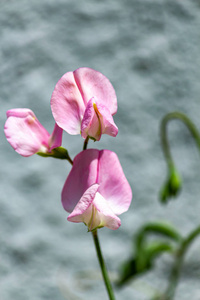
[160,165,182,204]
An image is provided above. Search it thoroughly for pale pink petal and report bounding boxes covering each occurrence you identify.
[48,123,63,150]
[51,68,118,140]
[68,189,121,231]
[73,68,117,115]
[81,98,95,139]
[67,184,99,224]
[81,98,118,141]
[98,150,132,215]
[62,149,132,230]
[50,71,86,135]
[62,149,99,213]
[4,109,50,157]
[93,192,121,230]
[81,98,102,141]
[96,103,118,137]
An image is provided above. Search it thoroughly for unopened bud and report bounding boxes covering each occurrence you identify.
[160,166,182,204]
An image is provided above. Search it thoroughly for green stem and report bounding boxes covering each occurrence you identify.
[161,225,200,300]
[68,156,73,165]
[92,230,116,300]
[160,112,200,168]
[83,136,89,151]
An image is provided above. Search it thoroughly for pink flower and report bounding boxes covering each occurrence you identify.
[62,149,132,231]
[4,108,63,157]
[50,67,118,141]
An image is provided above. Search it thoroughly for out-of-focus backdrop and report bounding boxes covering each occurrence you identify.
[1,1,200,299]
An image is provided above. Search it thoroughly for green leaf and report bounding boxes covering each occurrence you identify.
[117,241,173,287]
[117,222,182,287]
[116,258,146,286]
[135,222,182,251]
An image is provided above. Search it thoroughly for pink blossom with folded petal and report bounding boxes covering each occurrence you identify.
[62,149,132,231]
[50,67,118,141]
[4,108,63,157]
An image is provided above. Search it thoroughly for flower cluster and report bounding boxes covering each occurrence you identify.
[4,67,132,231]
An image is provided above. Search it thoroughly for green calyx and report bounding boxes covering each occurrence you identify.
[37,147,73,164]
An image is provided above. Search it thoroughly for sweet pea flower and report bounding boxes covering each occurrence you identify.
[62,149,132,231]
[50,67,118,141]
[4,108,63,157]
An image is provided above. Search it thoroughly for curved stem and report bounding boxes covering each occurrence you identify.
[67,156,73,165]
[161,225,200,300]
[159,112,200,298]
[83,136,89,151]
[92,230,116,300]
[160,112,200,168]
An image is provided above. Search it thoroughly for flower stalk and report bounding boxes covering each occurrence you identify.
[92,230,116,300]
[160,111,200,167]
[160,112,200,203]
[83,136,89,151]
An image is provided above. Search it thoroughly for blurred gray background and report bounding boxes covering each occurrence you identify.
[1,1,200,299]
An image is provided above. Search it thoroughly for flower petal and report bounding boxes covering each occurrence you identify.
[62,149,99,213]
[81,98,118,141]
[98,150,132,215]
[48,123,63,150]
[96,103,118,137]
[4,109,50,157]
[62,149,132,219]
[50,68,118,138]
[50,71,85,135]
[67,184,99,224]
[67,188,121,231]
[81,98,102,141]
[73,67,117,115]
[93,192,121,230]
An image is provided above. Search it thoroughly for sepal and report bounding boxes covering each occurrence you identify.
[37,147,72,162]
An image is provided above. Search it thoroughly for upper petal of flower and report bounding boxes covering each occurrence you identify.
[50,71,86,135]
[73,68,117,115]
[50,68,117,137]
[81,98,102,141]
[81,98,118,141]
[95,102,118,138]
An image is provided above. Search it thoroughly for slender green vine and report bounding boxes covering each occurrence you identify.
[92,230,116,300]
